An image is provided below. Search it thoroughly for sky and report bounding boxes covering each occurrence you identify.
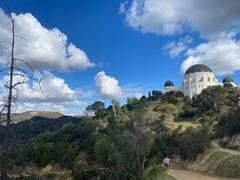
[0,0,240,115]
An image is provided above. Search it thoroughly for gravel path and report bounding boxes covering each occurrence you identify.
[169,169,237,180]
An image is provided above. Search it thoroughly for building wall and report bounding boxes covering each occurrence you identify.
[163,86,175,93]
[181,71,219,98]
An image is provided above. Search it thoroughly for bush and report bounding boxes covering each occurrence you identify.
[217,110,240,137]
[143,165,174,180]
[154,104,178,114]
[72,160,91,180]
[176,127,210,160]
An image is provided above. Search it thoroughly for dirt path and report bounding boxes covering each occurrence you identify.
[169,169,237,180]
[212,141,240,155]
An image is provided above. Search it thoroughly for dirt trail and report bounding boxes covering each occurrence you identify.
[169,142,240,180]
[212,141,240,155]
[169,169,237,180]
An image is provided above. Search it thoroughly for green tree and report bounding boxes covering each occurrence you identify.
[86,101,107,118]
[217,110,240,137]
[176,127,210,160]
[152,90,162,100]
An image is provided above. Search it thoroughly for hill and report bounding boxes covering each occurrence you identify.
[1,85,240,179]
[12,111,63,123]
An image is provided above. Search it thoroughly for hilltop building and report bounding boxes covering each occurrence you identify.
[222,76,236,87]
[163,64,237,99]
[180,64,219,98]
[163,80,176,93]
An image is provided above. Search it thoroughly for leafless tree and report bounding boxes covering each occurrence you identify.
[0,6,41,179]
[111,100,117,117]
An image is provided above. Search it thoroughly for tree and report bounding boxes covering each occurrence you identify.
[217,110,240,137]
[176,127,210,160]
[192,86,227,113]
[0,7,41,179]
[148,92,152,99]
[126,97,142,110]
[85,101,106,118]
[151,90,162,100]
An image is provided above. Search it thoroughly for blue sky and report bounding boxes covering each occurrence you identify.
[1,0,240,115]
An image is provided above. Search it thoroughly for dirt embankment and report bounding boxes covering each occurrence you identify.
[186,145,240,179]
[169,169,237,180]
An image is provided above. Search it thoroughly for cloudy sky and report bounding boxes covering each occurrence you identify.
[0,0,240,115]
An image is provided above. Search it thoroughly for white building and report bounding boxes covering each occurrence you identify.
[180,64,219,98]
[163,80,176,93]
[162,64,237,98]
[222,76,236,87]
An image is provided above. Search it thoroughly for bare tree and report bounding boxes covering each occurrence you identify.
[0,6,40,179]
[111,100,117,117]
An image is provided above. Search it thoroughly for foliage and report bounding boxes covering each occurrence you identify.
[4,85,240,179]
[154,104,178,114]
[176,127,210,160]
[151,90,162,100]
[143,164,175,180]
[34,132,77,168]
[217,110,240,137]
[86,101,107,118]
[126,97,143,110]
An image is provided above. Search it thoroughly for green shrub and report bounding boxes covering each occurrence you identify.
[176,127,210,160]
[217,110,240,136]
[143,164,175,180]
[154,104,178,114]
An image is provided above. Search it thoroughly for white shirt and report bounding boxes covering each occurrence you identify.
[163,158,170,165]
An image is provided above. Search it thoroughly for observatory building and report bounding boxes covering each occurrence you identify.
[180,64,219,98]
[163,80,175,93]
[163,64,237,98]
[222,76,236,87]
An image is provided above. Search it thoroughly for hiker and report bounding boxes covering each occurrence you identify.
[163,156,170,169]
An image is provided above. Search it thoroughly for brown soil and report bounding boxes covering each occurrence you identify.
[169,169,238,180]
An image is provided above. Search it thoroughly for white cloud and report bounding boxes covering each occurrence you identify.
[94,71,145,100]
[121,83,144,99]
[120,0,240,38]
[21,72,85,105]
[95,71,123,100]
[181,37,240,75]
[164,36,192,58]
[121,1,240,75]
[0,9,95,70]
[0,71,86,114]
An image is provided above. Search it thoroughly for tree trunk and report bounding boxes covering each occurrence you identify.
[2,14,15,180]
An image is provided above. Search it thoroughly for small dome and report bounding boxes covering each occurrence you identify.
[223,76,234,83]
[164,80,174,87]
[185,64,212,75]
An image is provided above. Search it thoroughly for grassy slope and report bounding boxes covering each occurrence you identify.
[189,148,240,178]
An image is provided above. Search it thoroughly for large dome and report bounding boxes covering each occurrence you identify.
[164,80,174,87]
[185,64,212,75]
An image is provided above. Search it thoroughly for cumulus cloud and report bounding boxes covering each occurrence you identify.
[0,9,95,70]
[95,71,123,100]
[121,0,240,75]
[0,71,86,114]
[120,0,240,37]
[164,36,192,58]
[181,37,240,75]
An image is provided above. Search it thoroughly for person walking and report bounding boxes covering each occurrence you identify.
[163,156,170,169]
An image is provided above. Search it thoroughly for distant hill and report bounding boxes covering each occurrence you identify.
[0,115,82,143]
[11,111,63,123]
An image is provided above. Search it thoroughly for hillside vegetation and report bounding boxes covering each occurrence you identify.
[2,85,240,179]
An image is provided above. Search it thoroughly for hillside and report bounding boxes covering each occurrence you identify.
[0,115,82,143]
[12,111,63,123]
[188,145,240,178]
[1,85,240,179]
